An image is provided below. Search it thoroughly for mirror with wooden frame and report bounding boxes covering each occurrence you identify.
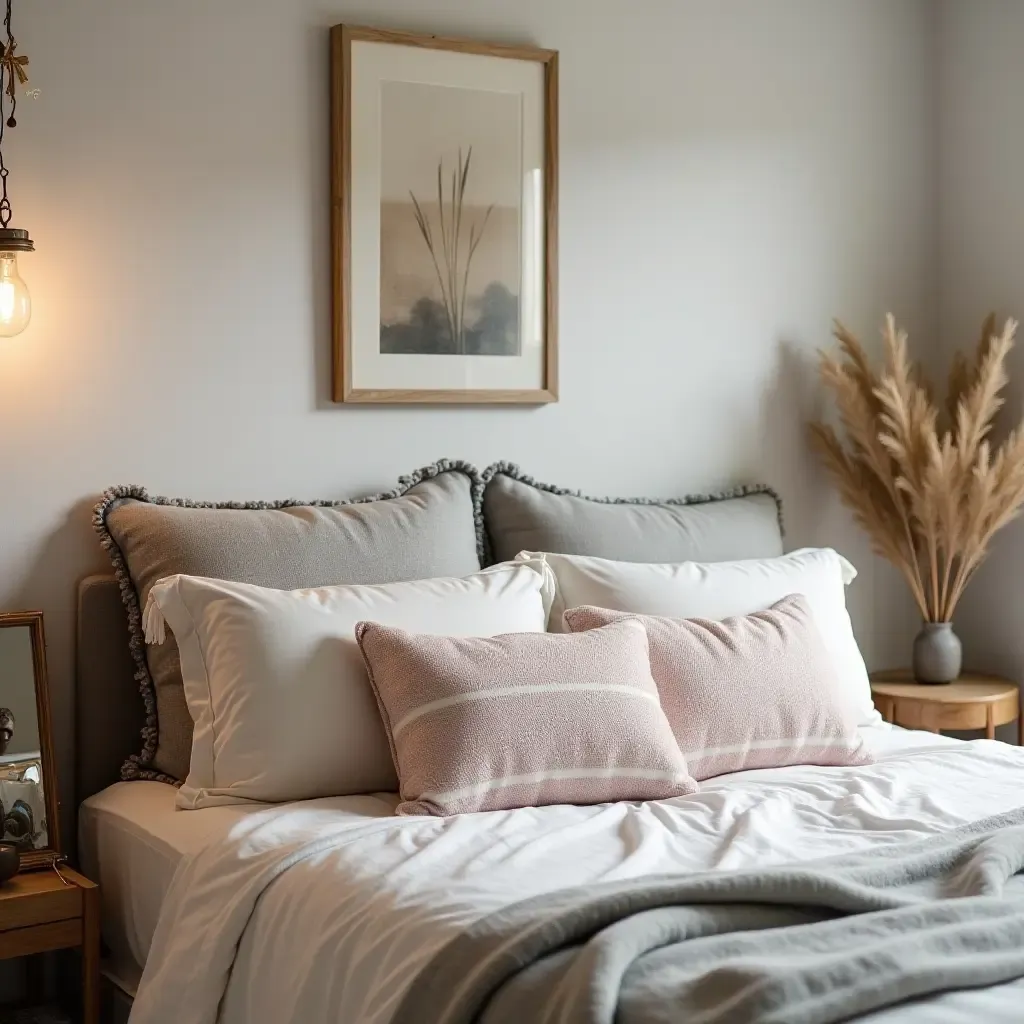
[0,611,60,869]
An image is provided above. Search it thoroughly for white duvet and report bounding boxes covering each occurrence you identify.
[130,728,1024,1023]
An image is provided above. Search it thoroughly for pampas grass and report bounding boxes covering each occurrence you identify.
[810,314,1024,622]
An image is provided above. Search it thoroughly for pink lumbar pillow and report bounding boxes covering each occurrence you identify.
[355,617,698,815]
[563,594,872,781]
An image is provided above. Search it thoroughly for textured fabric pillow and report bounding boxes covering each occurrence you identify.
[483,464,783,564]
[564,596,872,780]
[142,559,553,809]
[356,617,698,815]
[94,461,483,783]
[526,547,880,728]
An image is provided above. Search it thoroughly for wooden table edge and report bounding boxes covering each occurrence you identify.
[0,865,100,1024]
[869,675,1021,743]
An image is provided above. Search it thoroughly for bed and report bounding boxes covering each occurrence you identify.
[78,722,1024,1022]
[73,467,1024,1023]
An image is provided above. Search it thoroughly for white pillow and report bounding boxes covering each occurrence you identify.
[143,559,555,809]
[519,547,880,728]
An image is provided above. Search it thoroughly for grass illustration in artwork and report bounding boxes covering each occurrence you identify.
[408,147,494,355]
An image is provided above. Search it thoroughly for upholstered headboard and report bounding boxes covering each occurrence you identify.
[75,575,143,805]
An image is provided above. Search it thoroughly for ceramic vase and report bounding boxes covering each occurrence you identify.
[912,622,962,684]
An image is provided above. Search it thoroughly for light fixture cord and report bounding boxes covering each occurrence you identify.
[0,0,16,229]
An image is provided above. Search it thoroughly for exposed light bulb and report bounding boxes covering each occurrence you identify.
[0,250,30,336]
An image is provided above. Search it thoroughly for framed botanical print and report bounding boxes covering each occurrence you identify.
[330,25,558,404]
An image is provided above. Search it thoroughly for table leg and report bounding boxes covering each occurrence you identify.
[879,698,894,724]
[986,705,996,740]
[24,953,44,1004]
[1019,709,1023,747]
[82,881,100,1024]
[915,703,940,733]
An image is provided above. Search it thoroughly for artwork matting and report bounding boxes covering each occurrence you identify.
[331,24,558,404]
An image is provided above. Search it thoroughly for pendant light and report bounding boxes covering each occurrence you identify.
[0,0,32,337]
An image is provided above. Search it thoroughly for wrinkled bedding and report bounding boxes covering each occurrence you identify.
[128,728,1024,1023]
[395,808,1024,1024]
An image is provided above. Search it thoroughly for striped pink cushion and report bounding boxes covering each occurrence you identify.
[563,595,872,780]
[355,617,698,815]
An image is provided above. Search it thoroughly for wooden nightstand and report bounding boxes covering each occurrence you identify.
[870,669,1022,744]
[0,867,99,1024]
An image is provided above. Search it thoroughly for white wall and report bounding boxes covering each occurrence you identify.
[937,0,1024,686]
[2,0,935,817]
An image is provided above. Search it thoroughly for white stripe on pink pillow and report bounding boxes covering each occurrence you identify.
[355,617,698,815]
[563,594,872,780]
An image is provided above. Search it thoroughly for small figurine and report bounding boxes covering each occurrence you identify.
[0,708,13,755]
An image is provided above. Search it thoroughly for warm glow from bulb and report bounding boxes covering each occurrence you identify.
[0,251,30,337]
[0,280,16,321]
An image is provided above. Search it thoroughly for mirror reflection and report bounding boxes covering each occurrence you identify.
[0,624,47,851]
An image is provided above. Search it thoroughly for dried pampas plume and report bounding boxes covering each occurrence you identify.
[810,314,1024,622]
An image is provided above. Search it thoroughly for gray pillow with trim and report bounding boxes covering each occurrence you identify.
[94,461,483,784]
[483,464,783,565]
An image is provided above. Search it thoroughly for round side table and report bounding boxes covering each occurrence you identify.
[869,669,1021,744]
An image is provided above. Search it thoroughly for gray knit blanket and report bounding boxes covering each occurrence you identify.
[392,807,1024,1024]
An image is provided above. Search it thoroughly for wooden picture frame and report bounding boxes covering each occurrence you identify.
[0,611,61,870]
[330,25,559,404]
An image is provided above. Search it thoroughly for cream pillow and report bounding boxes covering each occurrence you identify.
[143,559,555,809]
[520,547,880,727]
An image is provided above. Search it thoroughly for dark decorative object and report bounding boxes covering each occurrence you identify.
[0,0,32,337]
[0,707,13,754]
[2,797,33,847]
[913,622,963,684]
[0,841,19,883]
